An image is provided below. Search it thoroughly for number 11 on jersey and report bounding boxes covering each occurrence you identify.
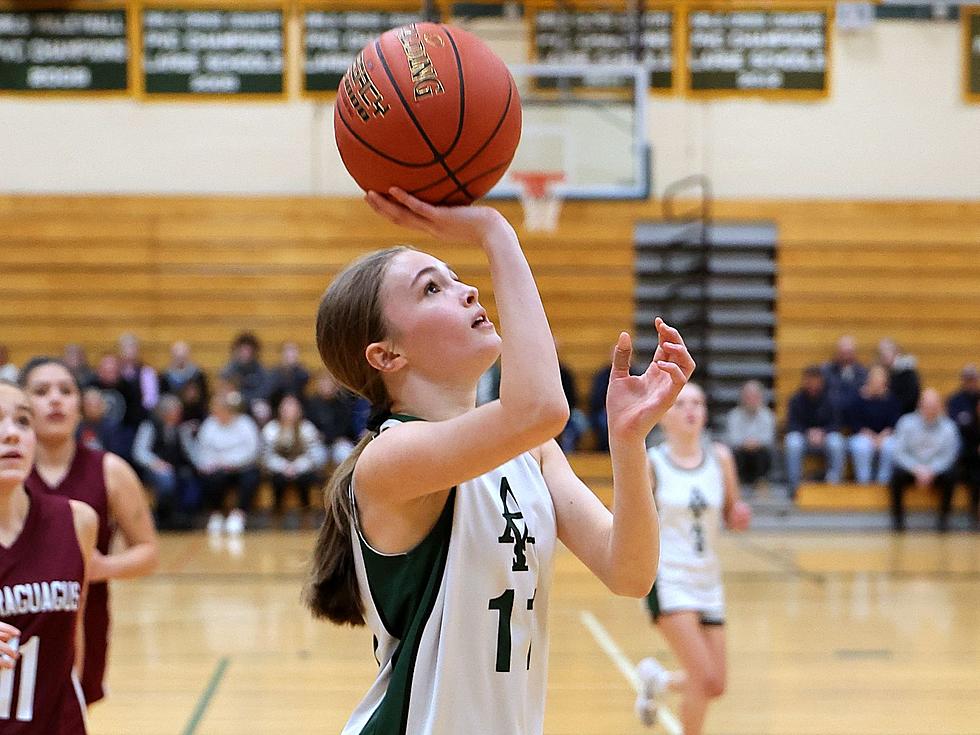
[488,588,535,673]
[0,636,39,721]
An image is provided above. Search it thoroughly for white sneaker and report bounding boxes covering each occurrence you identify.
[635,657,668,727]
[224,509,246,535]
[206,512,224,536]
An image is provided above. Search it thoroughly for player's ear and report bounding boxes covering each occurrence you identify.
[365,342,407,374]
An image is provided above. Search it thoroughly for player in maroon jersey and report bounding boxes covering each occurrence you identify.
[20,358,159,706]
[0,380,98,734]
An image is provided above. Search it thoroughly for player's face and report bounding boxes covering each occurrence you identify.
[381,250,501,381]
[663,384,708,436]
[23,363,81,442]
[0,384,36,488]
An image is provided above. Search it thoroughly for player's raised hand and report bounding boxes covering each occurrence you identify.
[605,318,696,444]
[365,187,513,248]
[0,622,20,669]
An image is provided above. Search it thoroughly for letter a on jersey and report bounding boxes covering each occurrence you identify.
[497,477,535,572]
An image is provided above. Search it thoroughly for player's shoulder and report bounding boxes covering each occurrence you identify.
[68,499,99,551]
[711,441,733,463]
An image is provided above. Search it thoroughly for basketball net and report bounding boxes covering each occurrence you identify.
[511,171,565,233]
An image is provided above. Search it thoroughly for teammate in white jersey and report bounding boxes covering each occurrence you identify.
[303,188,695,735]
[635,383,751,734]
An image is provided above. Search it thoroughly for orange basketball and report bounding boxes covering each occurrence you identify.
[334,22,522,205]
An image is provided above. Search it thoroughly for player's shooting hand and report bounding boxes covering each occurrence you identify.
[0,622,20,669]
[365,188,513,248]
[605,318,696,444]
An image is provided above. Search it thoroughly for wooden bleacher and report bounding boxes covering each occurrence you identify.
[2,197,978,514]
[797,482,974,513]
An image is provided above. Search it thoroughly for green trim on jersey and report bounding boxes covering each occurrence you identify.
[358,488,457,734]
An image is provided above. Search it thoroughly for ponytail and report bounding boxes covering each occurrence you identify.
[303,431,374,626]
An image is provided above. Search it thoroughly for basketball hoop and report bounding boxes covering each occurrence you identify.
[511,171,565,233]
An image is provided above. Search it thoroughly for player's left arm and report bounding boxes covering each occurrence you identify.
[69,499,98,676]
[540,439,657,598]
[715,442,751,531]
[90,453,160,582]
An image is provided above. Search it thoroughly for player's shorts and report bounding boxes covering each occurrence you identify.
[644,576,725,626]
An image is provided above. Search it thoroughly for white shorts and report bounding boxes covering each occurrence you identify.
[645,575,725,625]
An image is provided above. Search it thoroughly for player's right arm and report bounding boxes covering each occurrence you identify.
[356,188,568,503]
[69,499,98,677]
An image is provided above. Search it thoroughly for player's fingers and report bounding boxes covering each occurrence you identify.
[659,342,697,379]
[656,360,688,388]
[0,642,18,660]
[388,187,439,221]
[0,622,19,640]
[366,191,426,229]
[610,332,632,376]
[656,319,686,347]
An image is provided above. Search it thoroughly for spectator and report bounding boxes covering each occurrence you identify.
[194,392,262,535]
[118,333,159,412]
[557,356,587,453]
[220,331,272,419]
[784,365,846,494]
[822,335,867,414]
[133,394,199,531]
[589,356,642,452]
[262,395,327,526]
[0,344,18,382]
[93,352,144,461]
[269,341,310,408]
[305,371,361,466]
[159,340,209,421]
[889,388,961,531]
[947,364,980,524]
[77,387,113,451]
[476,359,501,406]
[877,338,921,415]
[845,365,902,484]
[725,380,776,488]
[63,343,96,389]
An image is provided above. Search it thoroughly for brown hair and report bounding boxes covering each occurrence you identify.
[304,246,408,626]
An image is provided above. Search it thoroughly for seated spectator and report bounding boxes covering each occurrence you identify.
[947,364,980,524]
[159,341,209,422]
[269,341,310,408]
[62,343,96,389]
[877,338,921,415]
[77,387,113,451]
[262,395,327,526]
[133,395,199,531]
[822,335,868,414]
[889,389,961,532]
[194,392,261,535]
[557,353,587,453]
[784,365,846,494]
[844,365,902,484]
[305,371,361,466]
[476,359,501,406]
[0,344,18,382]
[725,380,775,488]
[118,333,159,413]
[220,331,272,420]
[94,353,145,462]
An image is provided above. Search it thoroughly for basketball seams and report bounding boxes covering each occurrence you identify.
[336,100,439,169]
[409,79,516,200]
[434,27,467,163]
[373,38,476,202]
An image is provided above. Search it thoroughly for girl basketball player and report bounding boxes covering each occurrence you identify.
[19,359,159,706]
[305,188,695,735]
[0,380,98,733]
[635,383,752,734]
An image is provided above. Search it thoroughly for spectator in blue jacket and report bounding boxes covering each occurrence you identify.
[822,335,868,415]
[845,365,902,484]
[784,365,846,495]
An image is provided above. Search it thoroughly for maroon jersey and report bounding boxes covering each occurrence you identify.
[0,490,86,734]
[26,445,110,705]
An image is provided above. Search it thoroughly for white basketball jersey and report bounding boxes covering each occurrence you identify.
[344,416,557,735]
[648,442,724,587]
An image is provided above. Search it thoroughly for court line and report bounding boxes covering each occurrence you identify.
[734,536,827,585]
[180,656,230,735]
[579,610,682,735]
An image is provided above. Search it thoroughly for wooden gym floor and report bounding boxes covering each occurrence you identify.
[87,530,980,735]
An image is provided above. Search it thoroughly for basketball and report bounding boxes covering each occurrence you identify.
[333,22,522,205]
